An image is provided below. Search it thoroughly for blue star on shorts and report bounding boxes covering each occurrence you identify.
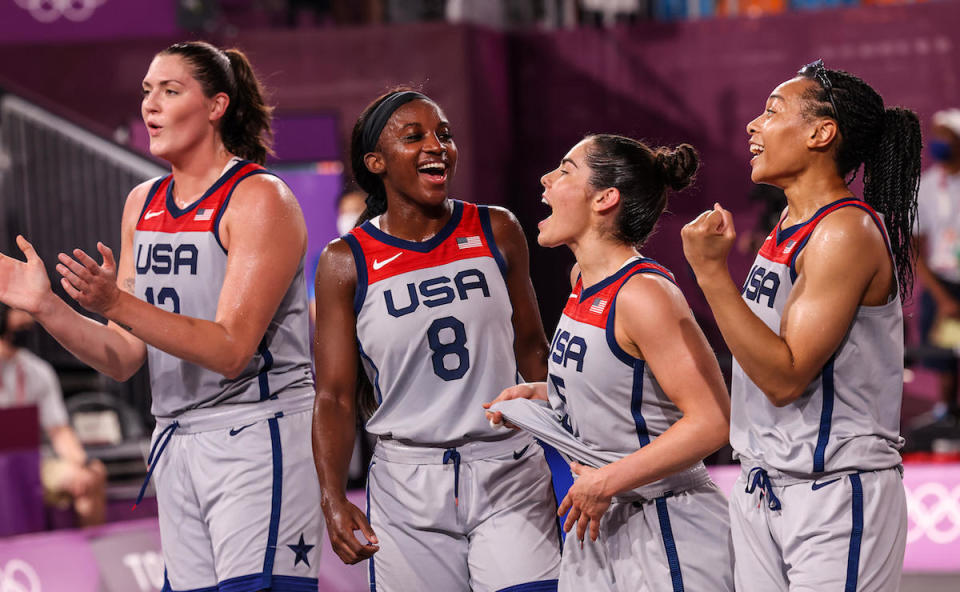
[287,533,314,567]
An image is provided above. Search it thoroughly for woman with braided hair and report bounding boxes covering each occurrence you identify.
[312,89,561,590]
[682,60,921,590]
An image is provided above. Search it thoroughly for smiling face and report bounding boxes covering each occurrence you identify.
[537,139,597,248]
[141,54,224,163]
[369,99,457,208]
[746,77,826,187]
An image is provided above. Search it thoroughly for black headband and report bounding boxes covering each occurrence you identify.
[360,91,429,154]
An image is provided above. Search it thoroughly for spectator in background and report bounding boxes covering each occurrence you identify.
[914,109,960,422]
[0,302,106,527]
[335,187,367,236]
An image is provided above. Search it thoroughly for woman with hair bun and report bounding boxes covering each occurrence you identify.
[682,60,921,590]
[0,41,321,592]
[488,134,734,592]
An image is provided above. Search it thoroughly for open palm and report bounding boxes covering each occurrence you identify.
[0,236,52,315]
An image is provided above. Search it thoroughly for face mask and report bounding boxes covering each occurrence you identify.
[336,213,360,236]
[930,140,954,162]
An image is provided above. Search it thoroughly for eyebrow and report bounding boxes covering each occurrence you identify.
[768,93,784,102]
[561,158,579,168]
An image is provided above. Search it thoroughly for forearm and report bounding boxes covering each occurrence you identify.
[48,426,87,465]
[106,291,252,378]
[312,393,358,508]
[697,271,803,404]
[597,414,727,496]
[35,293,144,381]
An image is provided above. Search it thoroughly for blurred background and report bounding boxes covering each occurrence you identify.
[0,1,959,590]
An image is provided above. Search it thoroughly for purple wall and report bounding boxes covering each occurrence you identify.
[0,0,177,45]
[1,2,958,332]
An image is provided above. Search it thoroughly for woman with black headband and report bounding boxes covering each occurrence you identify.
[683,61,921,590]
[312,90,561,590]
[0,41,322,591]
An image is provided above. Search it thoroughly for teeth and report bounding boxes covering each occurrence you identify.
[418,163,446,174]
[750,144,764,155]
[541,198,549,206]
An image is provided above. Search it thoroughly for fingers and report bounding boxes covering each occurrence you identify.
[589,516,600,542]
[60,277,81,301]
[355,511,379,545]
[577,512,589,543]
[569,461,583,476]
[72,248,101,274]
[562,503,581,534]
[97,242,116,271]
[558,493,572,517]
[16,235,38,262]
[57,261,89,293]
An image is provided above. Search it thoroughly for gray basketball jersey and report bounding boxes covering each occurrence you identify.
[133,162,313,418]
[344,201,519,446]
[547,258,709,496]
[731,197,904,475]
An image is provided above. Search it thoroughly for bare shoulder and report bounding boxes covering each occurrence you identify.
[122,177,159,218]
[316,237,359,286]
[228,173,303,220]
[484,204,524,240]
[804,205,887,260]
[618,272,687,322]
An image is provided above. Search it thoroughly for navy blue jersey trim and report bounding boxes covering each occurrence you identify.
[655,495,685,592]
[359,199,464,253]
[813,356,836,473]
[775,197,861,245]
[342,233,368,315]
[263,416,284,582]
[477,205,508,278]
[579,259,642,302]
[366,460,377,592]
[162,568,219,592]
[212,168,272,253]
[218,573,267,592]
[787,200,892,284]
[139,176,169,222]
[166,160,251,219]
[631,359,652,447]
[357,340,384,404]
[604,262,676,367]
[496,580,559,592]
[257,338,275,401]
[844,473,864,592]
[271,576,319,591]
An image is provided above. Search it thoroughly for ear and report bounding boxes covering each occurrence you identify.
[208,92,230,122]
[364,152,385,175]
[807,118,839,150]
[592,187,621,214]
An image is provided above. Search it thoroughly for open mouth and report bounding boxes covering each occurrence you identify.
[147,122,162,136]
[417,162,447,184]
[537,195,552,229]
[749,143,764,162]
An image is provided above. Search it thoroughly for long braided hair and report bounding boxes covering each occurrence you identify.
[799,67,922,298]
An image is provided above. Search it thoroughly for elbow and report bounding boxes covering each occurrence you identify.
[219,349,257,380]
[764,385,805,408]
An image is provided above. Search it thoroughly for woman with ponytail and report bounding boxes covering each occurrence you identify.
[0,41,321,592]
[486,135,734,592]
[682,60,921,591]
[312,90,561,590]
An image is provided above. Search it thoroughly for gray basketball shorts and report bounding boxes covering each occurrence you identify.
[559,481,734,592]
[730,464,907,592]
[365,435,562,592]
[150,393,323,592]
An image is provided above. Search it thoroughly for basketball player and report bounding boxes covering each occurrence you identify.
[681,60,921,591]
[312,90,561,591]
[487,135,734,592]
[0,42,321,592]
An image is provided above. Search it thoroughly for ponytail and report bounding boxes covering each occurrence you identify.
[222,49,273,165]
[800,65,921,297]
[862,107,922,298]
[159,42,274,165]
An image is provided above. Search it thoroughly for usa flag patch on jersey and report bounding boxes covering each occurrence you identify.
[457,236,482,249]
[195,208,213,221]
[589,298,608,314]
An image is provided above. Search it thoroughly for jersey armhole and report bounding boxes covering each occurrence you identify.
[477,205,508,278]
[212,169,272,253]
[137,176,168,223]
[342,233,368,315]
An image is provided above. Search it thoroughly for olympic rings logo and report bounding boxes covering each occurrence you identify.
[0,559,41,592]
[14,0,106,24]
[905,482,960,545]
